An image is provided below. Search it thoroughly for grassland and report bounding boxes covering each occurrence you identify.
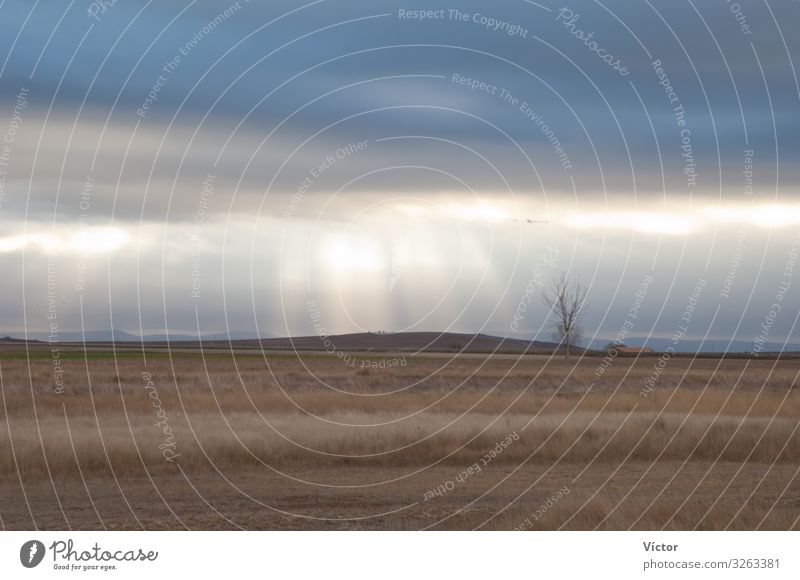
[0,344,798,530]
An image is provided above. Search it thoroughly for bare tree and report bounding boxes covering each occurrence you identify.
[542,273,589,360]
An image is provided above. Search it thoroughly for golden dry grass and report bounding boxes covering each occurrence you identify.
[2,409,799,476]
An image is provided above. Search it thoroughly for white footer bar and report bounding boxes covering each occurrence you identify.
[1,531,796,579]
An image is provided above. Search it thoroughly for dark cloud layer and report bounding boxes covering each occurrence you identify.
[1,0,798,205]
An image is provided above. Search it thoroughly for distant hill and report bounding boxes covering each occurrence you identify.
[246,332,565,354]
[0,336,38,344]
[0,329,568,354]
[4,328,796,356]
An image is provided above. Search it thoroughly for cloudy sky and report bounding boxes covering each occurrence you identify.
[1,0,799,350]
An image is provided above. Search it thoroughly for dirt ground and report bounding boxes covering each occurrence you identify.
[2,462,797,530]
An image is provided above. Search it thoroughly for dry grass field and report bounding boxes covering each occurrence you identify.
[1,344,798,530]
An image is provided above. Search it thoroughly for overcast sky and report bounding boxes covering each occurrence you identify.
[1,0,799,350]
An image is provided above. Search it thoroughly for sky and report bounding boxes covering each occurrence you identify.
[0,0,799,351]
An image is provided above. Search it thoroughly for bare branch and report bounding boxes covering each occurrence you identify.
[541,273,589,360]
